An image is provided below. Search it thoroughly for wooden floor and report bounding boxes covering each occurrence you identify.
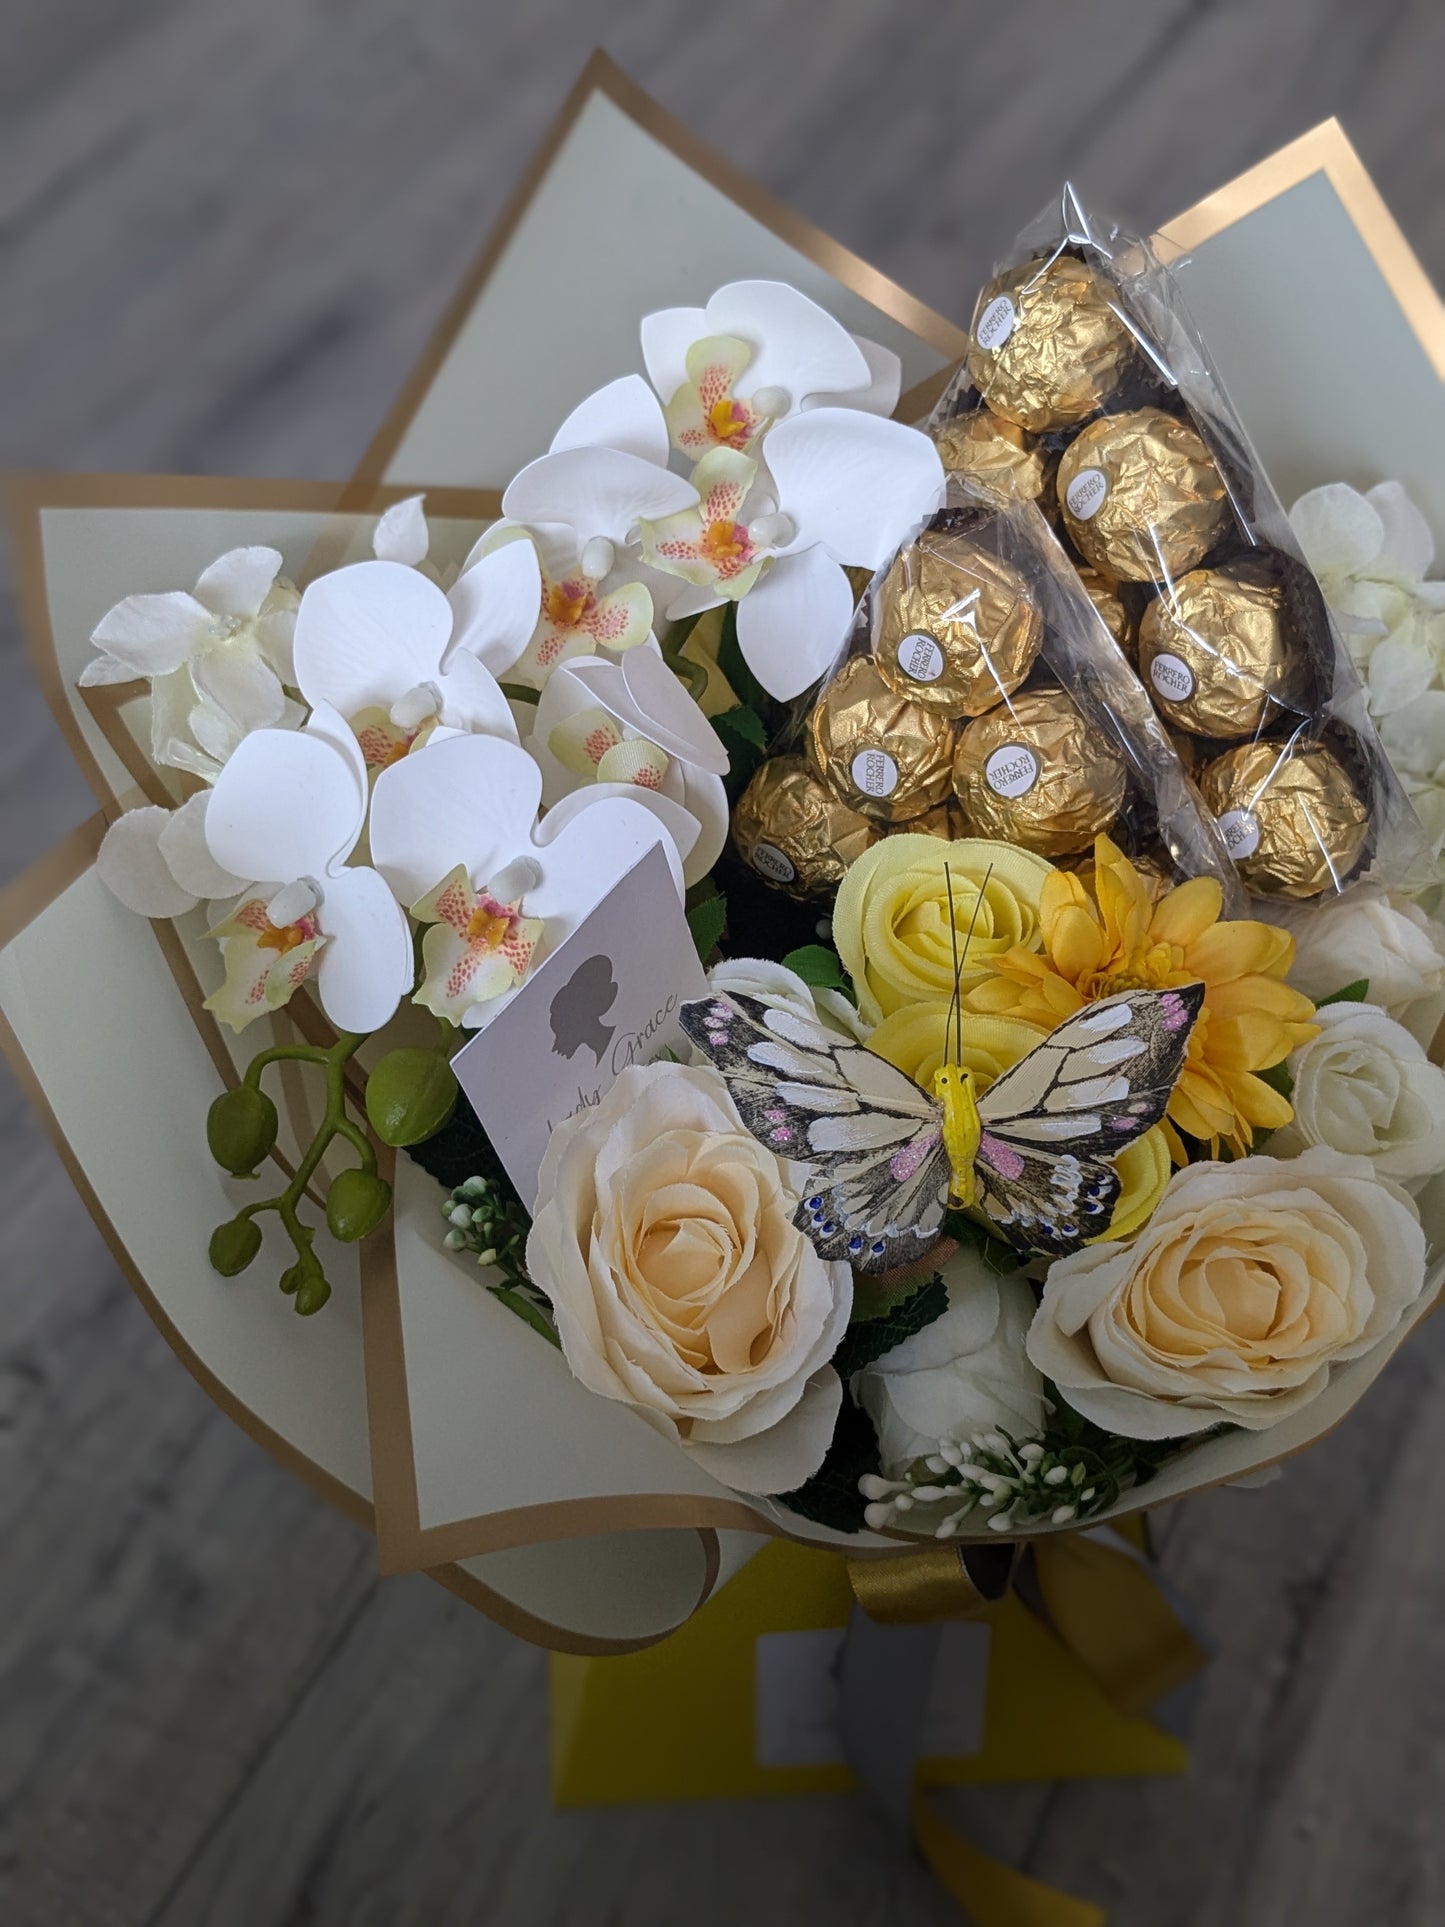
[4,3,1445,1921]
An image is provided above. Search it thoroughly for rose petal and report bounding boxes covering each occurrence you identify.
[192,547,283,620]
[762,408,945,569]
[683,1368,843,1494]
[734,547,855,701]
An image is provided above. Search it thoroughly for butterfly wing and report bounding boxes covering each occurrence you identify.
[680,993,950,1273]
[972,983,1203,1256]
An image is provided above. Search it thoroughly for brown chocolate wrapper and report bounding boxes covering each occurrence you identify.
[808,655,957,824]
[1197,740,1370,899]
[932,408,1056,516]
[730,755,879,899]
[1138,560,1295,738]
[965,256,1136,433]
[872,528,1044,719]
[951,688,1127,857]
[1077,566,1134,659]
[1058,407,1230,583]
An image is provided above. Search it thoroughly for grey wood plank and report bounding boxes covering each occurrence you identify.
[2,2,1444,1923]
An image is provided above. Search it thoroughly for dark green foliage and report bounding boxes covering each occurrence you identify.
[775,1389,880,1533]
[834,1274,948,1377]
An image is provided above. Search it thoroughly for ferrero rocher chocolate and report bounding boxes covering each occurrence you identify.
[890,798,967,841]
[730,755,879,899]
[1058,408,1230,583]
[965,256,1136,433]
[1197,741,1370,899]
[872,530,1044,719]
[951,688,1127,857]
[807,654,957,825]
[932,408,1055,515]
[1138,561,1294,738]
[1077,566,1134,659]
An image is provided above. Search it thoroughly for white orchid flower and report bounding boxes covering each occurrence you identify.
[640,280,902,457]
[642,409,946,701]
[368,731,683,1030]
[78,547,302,781]
[500,376,699,587]
[525,647,730,887]
[202,704,414,1034]
[462,519,655,691]
[291,545,539,772]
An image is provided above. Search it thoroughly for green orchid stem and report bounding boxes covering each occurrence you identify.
[490,1284,561,1348]
[660,614,710,704]
[236,1031,371,1283]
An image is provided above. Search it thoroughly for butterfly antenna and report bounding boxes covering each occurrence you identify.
[944,863,962,1068]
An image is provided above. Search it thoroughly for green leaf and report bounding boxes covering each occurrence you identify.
[834,1274,948,1376]
[943,1208,1024,1271]
[782,943,848,991]
[1256,1059,1295,1100]
[687,892,728,961]
[1318,977,1370,1006]
[775,1389,879,1534]
[712,704,769,803]
[714,703,767,749]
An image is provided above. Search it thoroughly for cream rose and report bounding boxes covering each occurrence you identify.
[1282,887,1445,1048]
[1268,1000,1445,1186]
[527,1061,852,1493]
[1028,1146,1427,1439]
[833,834,1052,1027]
[708,955,867,1043]
[856,1253,1047,1476]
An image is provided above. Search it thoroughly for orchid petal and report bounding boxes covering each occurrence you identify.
[763,408,945,569]
[549,375,670,467]
[313,865,413,1034]
[677,767,729,886]
[825,334,903,416]
[542,782,701,876]
[1289,483,1385,577]
[435,650,520,743]
[369,733,543,906]
[158,791,248,901]
[188,698,245,768]
[446,536,542,677]
[1365,480,1435,583]
[206,715,366,884]
[705,282,870,405]
[503,447,698,548]
[372,495,430,567]
[735,547,855,701]
[564,649,729,774]
[189,646,287,733]
[528,791,685,928]
[97,807,199,918]
[90,592,209,677]
[192,547,283,620]
[595,738,671,788]
[641,304,709,403]
[292,559,452,718]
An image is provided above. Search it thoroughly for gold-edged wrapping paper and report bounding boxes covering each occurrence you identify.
[730,754,879,898]
[931,408,1056,516]
[807,655,957,824]
[952,688,1128,857]
[1058,407,1230,583]
[1138,561,1294,737]
[965,256,1136,432]
[1197,740,1370,898]
[872,530,1044,719]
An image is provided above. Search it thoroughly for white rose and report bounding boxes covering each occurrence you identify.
[1027,1147,1427,1439]
[856,1250,1047,1476]
[1268,1000,1445,1187]
[708,955,868,1043]
[527,1061,852,1494]
[1281,886,1445,1048]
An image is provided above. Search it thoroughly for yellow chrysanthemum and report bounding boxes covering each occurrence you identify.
[867,1002,1170,1242]
[966,834,1318,1158]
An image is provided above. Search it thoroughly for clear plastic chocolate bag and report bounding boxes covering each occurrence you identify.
[930,185,1425,902]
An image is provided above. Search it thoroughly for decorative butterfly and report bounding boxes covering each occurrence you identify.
[679,980,1204,1274]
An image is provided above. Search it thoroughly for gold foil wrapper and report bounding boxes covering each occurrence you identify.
[807,654,957,825]
[1197,740,1370,899]
[932,408,1055,515]
[889,798,968,841]
[1077,566,1134,660]
[730,755,879,899]
[1058,407,1230,583]
[1138,561,1293,738]
[872,529,1044,719]
[965,256,1136,433]
[951,688,1128,858]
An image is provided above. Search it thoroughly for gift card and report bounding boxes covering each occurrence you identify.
[452,843,708,1209]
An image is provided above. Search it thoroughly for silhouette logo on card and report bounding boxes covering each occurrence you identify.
[549,954,618,1063]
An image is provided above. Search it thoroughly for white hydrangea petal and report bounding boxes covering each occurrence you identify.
[763,407,945,568]
[705,282,870,406]
[96,807,199,918]
[91,592,210,677]
[640,304,709,404]
[313,865,414,1034]
[1289,483,1385,577]
[446,535,542,677]
[188,698,245,767]
[1367,633,1438,715]
[292,559,452,717]
[822,334,903,416]
[206,718,366,883]
[157,792,248,900]
[192,547,283,620]
[190,646,287,733]
[1365,481,1435,584]
[372,495,431,567]
[503,447,699,547]
[548,375,670,467]
[1378,690,1445,776]
[735,547,855,701]
[369,733,543,906]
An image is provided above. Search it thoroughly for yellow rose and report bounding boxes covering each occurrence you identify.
[868,1001,1169,1243]
[1027,1146,1428,1439]
[834,835,1052,1028]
